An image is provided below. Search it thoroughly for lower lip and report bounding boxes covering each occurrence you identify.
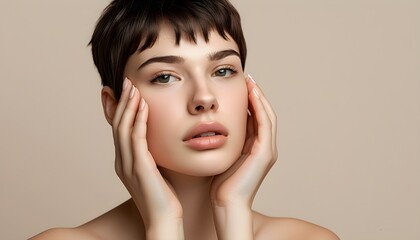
[184,135,227,150]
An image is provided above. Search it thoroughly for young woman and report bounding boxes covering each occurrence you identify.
[31,0,339,239]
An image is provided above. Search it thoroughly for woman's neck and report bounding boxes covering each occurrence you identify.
[159,167,218,240]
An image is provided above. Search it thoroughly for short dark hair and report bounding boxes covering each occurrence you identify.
[89,0,247,100]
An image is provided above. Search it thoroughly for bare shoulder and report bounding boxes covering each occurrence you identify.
[29,227,99,240]
[253,211,340,240]
[29,199,144,240]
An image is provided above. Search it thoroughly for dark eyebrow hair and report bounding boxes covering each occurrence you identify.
[208,49,240,61]
[138,55,184,70]
[137,49,240,71]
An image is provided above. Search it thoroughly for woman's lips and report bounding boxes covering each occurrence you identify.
[183,122,228,150]
[185,135,227,150]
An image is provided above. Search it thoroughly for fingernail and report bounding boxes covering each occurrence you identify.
[123,77,129,90]
[248,74,256,84]
[129,85,136,99]
[253,87,260,98]
[140,98,145,110]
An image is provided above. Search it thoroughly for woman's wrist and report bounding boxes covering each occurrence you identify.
[212,203,254,240]
[146,217,184,240]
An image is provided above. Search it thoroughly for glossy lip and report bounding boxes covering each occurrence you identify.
[183,121,228,141]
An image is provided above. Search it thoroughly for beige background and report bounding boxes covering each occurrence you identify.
[1,0,419,239]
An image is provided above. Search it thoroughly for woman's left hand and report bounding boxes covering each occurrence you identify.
[210,75,277,239]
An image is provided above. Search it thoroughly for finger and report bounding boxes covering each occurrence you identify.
[254,83,277,156]
[112,78,133,133]
[131,98,156,171]
[246,75,277,157]
[112,78,133,173]
[117,83,141,175]
[246,75,276,126]
[246,78,272,150]
[244,76,278,179]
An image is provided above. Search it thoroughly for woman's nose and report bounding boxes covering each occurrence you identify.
[188,81,219,114]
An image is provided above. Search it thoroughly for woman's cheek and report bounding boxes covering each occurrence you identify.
[224,81,248,147]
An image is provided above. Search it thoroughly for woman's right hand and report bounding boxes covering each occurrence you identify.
[111,78,184,239]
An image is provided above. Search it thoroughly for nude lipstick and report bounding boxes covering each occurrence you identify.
[183,122,228,150]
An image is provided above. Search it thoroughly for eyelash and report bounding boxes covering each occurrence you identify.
[150,72,179,84]
[213,65,238,77]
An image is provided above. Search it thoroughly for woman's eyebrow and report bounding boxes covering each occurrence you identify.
[137,49,240,71]
[138,55,184,70]
[209,49,240,61]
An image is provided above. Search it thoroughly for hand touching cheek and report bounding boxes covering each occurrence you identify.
[106,78,184,239]
[211,75,277,240]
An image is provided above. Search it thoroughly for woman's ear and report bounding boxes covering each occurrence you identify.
[101,86,118,125]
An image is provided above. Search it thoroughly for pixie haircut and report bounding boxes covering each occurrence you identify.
[89,0,247,100]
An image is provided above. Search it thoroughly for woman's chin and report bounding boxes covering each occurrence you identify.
[158,156,239,177]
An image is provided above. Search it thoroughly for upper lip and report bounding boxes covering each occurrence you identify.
[183,122,228,141]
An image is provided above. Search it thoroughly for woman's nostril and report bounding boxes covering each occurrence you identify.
[195,105,204,111]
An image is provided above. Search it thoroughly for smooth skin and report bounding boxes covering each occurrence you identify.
[30,26,339,240]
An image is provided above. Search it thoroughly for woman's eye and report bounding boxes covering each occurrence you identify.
[151,74,178,84]
[213,67,237,77]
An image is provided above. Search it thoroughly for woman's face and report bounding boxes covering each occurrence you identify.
[124,24,248,176]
